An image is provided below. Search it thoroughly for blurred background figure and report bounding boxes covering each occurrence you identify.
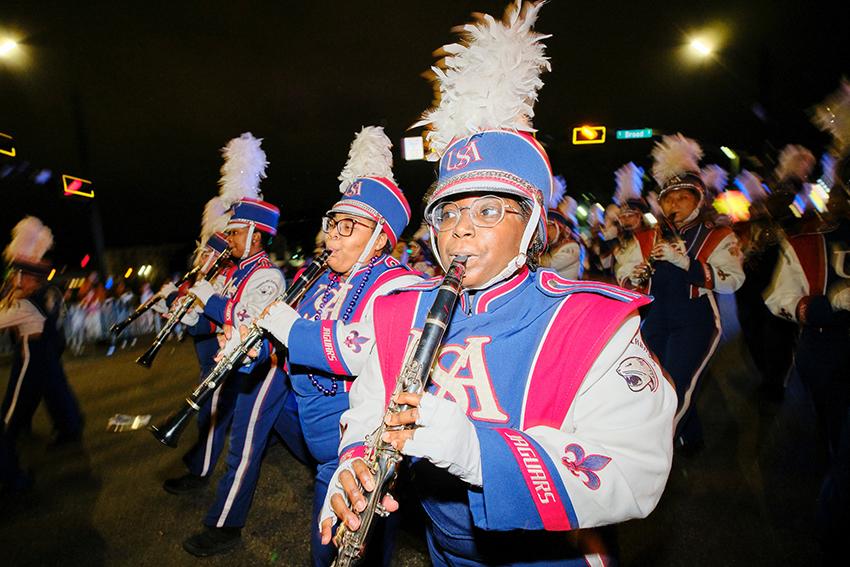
[1,217,83,494]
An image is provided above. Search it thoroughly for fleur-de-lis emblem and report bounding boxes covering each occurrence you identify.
[561,443,611,491]
[236,308,250,322]
[343,330,369,353]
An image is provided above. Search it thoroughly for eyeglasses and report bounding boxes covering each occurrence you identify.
[322,216,374,237]
[428,196,522,233]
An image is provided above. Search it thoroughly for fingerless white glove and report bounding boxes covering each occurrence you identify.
[189,280,215,306]
[403,394,483,486]
[255,301,300,345]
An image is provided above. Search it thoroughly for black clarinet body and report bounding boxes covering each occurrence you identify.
[150,249,332,447]
[332,255,468,567]
[135,252,231,368]
[109,265,201,336]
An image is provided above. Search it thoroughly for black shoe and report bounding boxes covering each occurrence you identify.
[182,526,241,557]
[163,473,209,495]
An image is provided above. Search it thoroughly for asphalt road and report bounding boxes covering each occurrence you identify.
[0,296,827,565]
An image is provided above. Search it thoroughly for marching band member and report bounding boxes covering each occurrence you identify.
[318,3,676,565]
[612,162,656,292]
[162,133,263,496]
[541,175,584,279]
[1,217,83,492]
[178,155,286,554]
[732,169,797,400]
[620,134,745,455]
[256,126,421,566]
[765,81,850,560]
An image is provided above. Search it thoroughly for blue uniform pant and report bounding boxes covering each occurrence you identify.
[274,387,396,567]
[642,296,720,446]
[2,339,82,441]
[183,363,239,478]
[203,364,287,528]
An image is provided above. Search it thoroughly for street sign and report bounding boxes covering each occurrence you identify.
[615,128,653,140]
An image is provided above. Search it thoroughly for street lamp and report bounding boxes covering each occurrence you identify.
[0,38,18,57]
[689,38,713,58]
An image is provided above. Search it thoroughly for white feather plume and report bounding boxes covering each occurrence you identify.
[338,126,396,193]
[774,144,815,182]
[3,216,53,264]
[813,79,850,157]
[734,170,768,202]
[198,196,231,250]
[701,164,728,193]
[646,191,662,217]
[218,132,267,206]
[548,174,567,209]
[613,162,644,204]
[557,195,577,221]
[413,0,551,155]
[651,133,703,186]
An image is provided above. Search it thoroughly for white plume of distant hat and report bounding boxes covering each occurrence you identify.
[613,162,644,205]
[337,126,396,193]
[701,164,728,194]
[651,133,703,187]
[198,132,268,252]
[3,216,53,267]
[549,174,567,209]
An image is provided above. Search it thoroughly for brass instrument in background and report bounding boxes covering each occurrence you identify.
[150,249,332,447]
[136,250,232,368]
[108,264,202,336]
[331,255,468,567]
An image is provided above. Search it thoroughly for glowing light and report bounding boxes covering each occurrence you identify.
[80,254,90,268]
[0,132,15,157]
[809,182,829,213]
[105,276,114,290]
[720,146,737,160]
[401,136,425,161]
[713,190,751,222]
[689,38,713,57]
[124,267,133,278]
[0,39,18,57]
[576,205,588,219]
[62,174,95,198]
[47,268,56,281]
[572,126,606,145]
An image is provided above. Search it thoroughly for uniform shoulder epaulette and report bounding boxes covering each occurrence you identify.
[381,256,416,273]
[535,269,645,303]
[391,275,443,294]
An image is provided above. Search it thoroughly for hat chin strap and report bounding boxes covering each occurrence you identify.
[200,250,217,273]
[241,222,256,260]
[341,220,385,289]
[428,200,542,291]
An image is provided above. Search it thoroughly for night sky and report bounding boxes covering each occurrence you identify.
[1,0,849,270]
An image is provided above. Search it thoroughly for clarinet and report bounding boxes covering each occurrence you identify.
[135,251,231,368]
[332,255,468,567]
[634,213,680,286]
[150,249,332,447]
[109,265,202,336]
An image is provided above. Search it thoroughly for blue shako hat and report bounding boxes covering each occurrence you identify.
[205,232,229,254]
[328,177,411,248]
[226,198,280,236]
[427,129,553,243]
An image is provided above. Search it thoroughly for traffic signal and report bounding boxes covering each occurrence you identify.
[572,125,606,145]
